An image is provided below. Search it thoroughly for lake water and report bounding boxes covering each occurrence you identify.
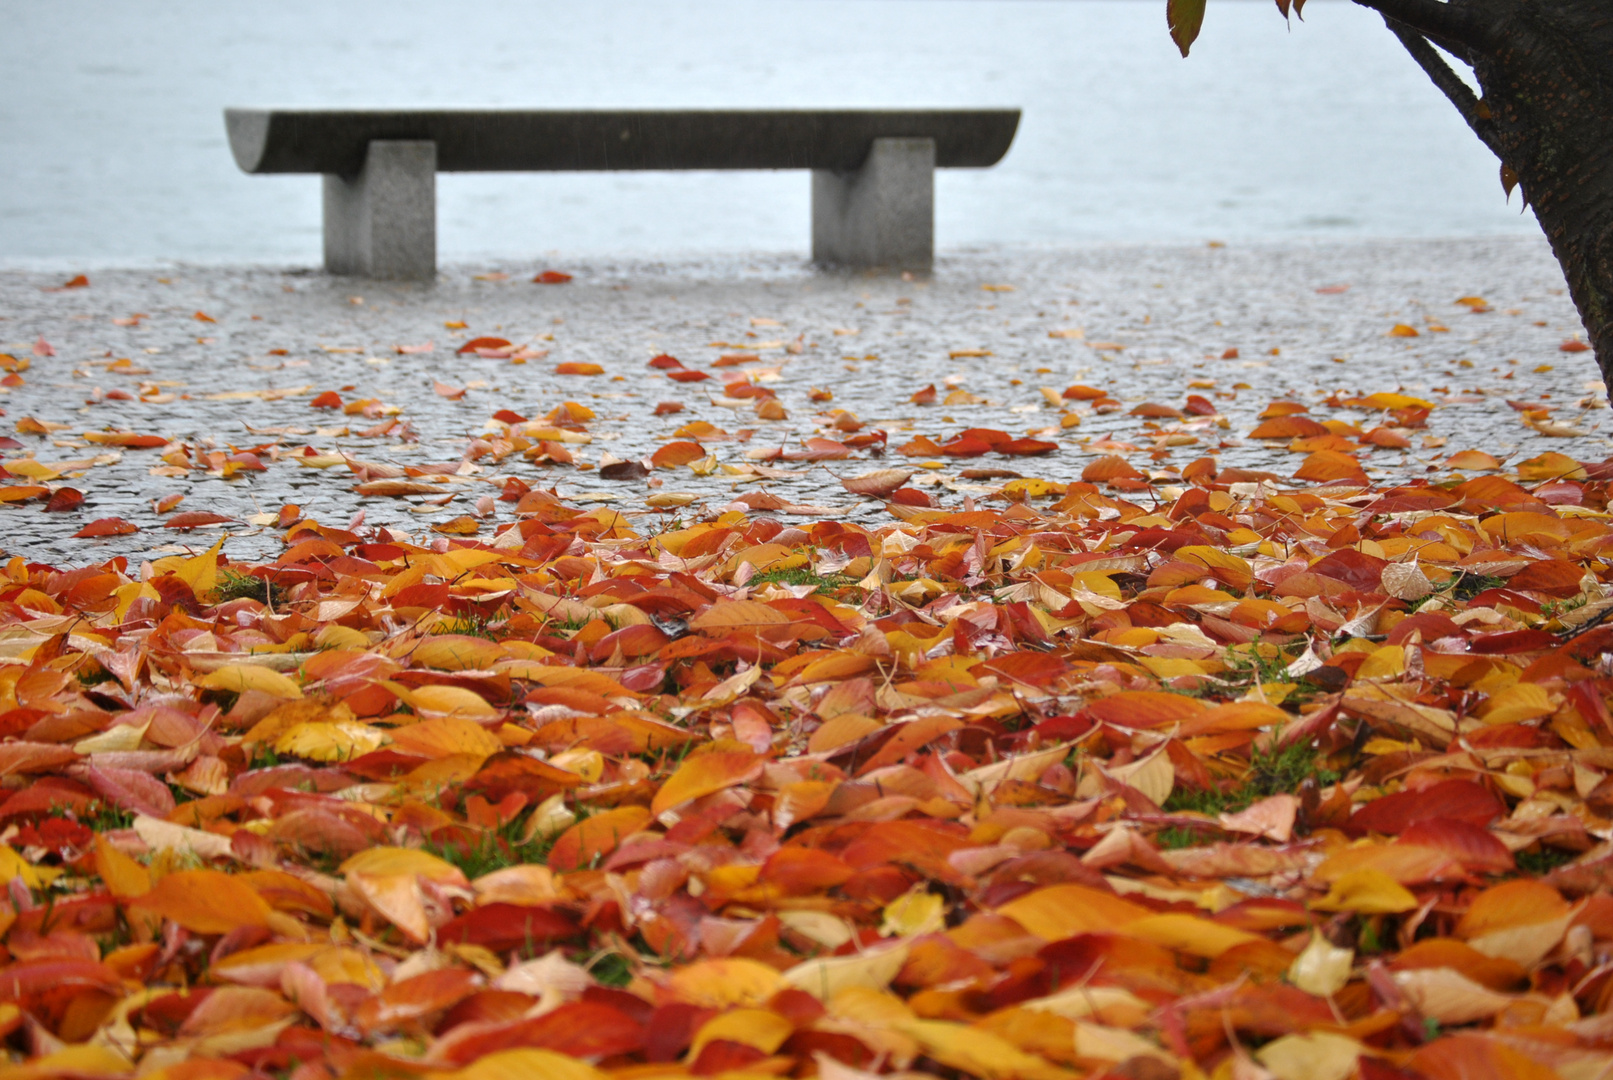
[1,0,1536,267]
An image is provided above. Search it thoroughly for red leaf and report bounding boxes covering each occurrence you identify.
[1560,340,1591,352]
[456,337,512,354]
[309,391,342,409]
[999,438,1059,456]
[74,517,139,537]
[1399,818,1514,873]
[648,355,684,369]
[600,460,650,481]
[667,369,711,383]
[533,270,573,284]
[1346,779,1504,836]
[438,1000,641,1064]
[436,903,577,953]
[42,488,84,513]
[653,401,685,416]
[1467,629,1561,654]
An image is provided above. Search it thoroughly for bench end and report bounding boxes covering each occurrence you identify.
[224,108,272,174]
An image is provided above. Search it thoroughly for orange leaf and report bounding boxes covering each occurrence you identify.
[1293,450,1367,482]
[128,870,272,934]
[841,469,914,496]
[651,750,764,816]
[547,805,651,872]
[650,441,706,469]
[554,362,605,376]
[688,601,791,631]
[74,517,139,537]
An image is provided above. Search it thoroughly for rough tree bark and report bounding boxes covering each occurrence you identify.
[1350,0,1613,393]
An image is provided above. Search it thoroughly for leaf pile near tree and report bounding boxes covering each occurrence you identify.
[4,403,1613,1080]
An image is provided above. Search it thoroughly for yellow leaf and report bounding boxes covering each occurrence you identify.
[340,846,469,885]
[129,869,272,934]
[175,535,226,600]
[272,720,387,762]
[410,635,506,671]
[1356,644,1406,680]
[1287,932,1354,996]
[388,716,503,759]
[194,662,302,700]
[93,834,151,899]
[1256,1032,1365,1080]
[394,683,499,719]
[448,1049,604,1080]
[666,958,785,1009]
[1351,391,1436,410]
[995,884,1151,940]
[1479,683,1555,725]
[0,844,54,890]
[688,1008,794,1059]
[1,1045,132,1080]
[1175,545,1253,591]
[881,888,946,938]
[896,1018,1073,1080]
[1123,913,1259,958]
[783,943,910,1000]
[1311,868,1419,914]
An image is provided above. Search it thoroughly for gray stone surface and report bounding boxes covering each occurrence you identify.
[323,141,437,281]
[0,236,1604,570]
[813,138,936,271]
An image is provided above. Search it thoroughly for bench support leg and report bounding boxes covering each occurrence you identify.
[323,140,436,281]
[811,137,935,272]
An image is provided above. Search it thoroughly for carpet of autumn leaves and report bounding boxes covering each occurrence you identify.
[6,400,1613,1080]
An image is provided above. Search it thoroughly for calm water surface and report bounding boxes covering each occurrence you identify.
[1,0,1536,266]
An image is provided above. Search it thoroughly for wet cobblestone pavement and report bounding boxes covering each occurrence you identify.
[0,236,1602,566]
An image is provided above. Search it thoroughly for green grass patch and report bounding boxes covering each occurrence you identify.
[212,569,289,607]
[749,566,855,595]
[431,614,501,640]
[1165,741,1338,817]
[424,815,560,877]
[1516,846,1578,875]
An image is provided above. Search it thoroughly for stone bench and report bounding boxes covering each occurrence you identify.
[223,108,1020,281]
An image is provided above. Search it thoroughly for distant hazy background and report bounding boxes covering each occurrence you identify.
[0,0,1531,267]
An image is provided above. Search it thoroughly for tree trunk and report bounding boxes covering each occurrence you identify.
[1358,0,1613,394]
